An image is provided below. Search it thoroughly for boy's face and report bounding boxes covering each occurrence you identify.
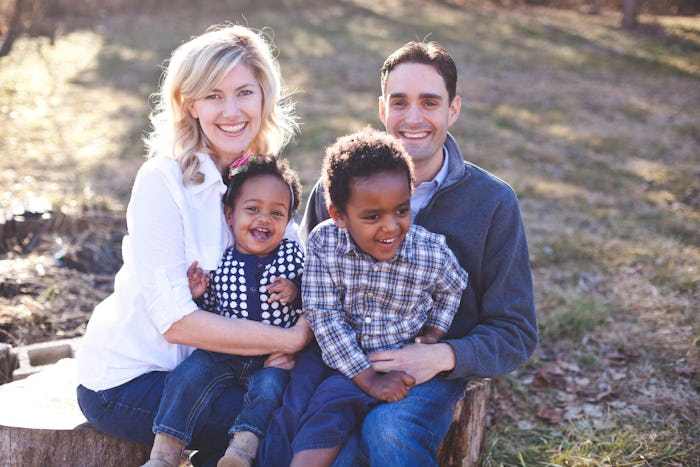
[329,170,411,261]
[225,174,290,257]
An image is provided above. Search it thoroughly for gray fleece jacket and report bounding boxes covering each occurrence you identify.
[299,133,537,379]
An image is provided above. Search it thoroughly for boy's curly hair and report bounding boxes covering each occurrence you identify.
[224,156,302,217]
[322,127,414,213]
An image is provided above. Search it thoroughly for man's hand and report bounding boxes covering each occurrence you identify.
[266,276,298,305]
[369,342,456,385]
[352,368,416,402]
[187,261,210,299]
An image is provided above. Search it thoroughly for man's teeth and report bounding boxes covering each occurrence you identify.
[402,131,429,139]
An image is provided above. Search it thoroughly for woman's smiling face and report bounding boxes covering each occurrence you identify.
[189,63,263,170]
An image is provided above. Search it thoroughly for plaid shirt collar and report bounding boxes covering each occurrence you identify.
[336,225,413,263]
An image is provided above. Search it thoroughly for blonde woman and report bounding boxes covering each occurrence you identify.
[76,25,312,467]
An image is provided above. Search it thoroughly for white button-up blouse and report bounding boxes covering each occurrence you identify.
[77,153,233,390]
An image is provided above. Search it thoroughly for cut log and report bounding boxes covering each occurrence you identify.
[0,358,150,466]
[437,378,491,467]
[0,357,490,466]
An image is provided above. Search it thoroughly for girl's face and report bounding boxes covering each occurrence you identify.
[189,63,264,171]
[225,174,290,257]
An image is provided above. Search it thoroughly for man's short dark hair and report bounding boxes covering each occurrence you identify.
[380,41,457,103]
[322,127,414,213]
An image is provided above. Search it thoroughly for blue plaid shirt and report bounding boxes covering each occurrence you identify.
[303,220,469,378]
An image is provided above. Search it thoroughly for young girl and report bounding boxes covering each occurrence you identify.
[145,155,304,467]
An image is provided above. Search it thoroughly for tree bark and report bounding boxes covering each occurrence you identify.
[437,378,491,467]
[0,0,25,57]
[621,0,641,30]
[0,359,150,466]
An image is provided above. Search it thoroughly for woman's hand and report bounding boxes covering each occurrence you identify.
[264,352,297,370]
[283,313,313,354]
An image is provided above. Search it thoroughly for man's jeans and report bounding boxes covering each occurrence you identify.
[259,344,467,467]
[330,375,467,467]
[153,349,288,444]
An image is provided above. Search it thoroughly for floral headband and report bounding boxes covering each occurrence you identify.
[225,154,295,213]
[228,153,271,179]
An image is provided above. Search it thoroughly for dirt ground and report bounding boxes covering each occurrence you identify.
[0,210,124,345]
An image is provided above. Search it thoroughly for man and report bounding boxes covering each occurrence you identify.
[299,41,537,466]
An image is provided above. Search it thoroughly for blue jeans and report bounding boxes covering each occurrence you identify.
[292,372,379,452]
[259,344,467,467]
[154,349,288,444]
[331,376,466,467]
[76,369,243,456]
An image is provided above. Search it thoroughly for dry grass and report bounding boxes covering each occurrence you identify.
[1,0,699,464]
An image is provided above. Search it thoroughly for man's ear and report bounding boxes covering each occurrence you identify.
[378,95,387,127]
[447,95,461,127]
[328,203,346,229]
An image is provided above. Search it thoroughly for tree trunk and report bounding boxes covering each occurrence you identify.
[437,378,491,467]
[0,359,150,466]
[0,0,25,57]
[621,0,640,30]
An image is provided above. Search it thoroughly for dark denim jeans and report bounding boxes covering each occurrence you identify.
[259,343,467,467]
[153,349,288,444]
[76,368,243,456]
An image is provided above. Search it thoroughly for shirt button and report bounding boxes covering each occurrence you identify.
[363,335,369,340]
[364,317,371,323]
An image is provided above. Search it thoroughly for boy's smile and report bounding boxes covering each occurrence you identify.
[330,170,411,262]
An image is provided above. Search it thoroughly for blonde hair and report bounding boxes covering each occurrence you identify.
[144,24,299,184]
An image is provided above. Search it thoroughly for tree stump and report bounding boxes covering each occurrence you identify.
[437,378,491,467]
[0,358,150,466]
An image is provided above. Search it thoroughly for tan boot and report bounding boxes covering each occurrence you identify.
[142,432,185,467]
[216,431,260,467]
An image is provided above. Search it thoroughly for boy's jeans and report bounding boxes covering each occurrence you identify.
[259,343,466,467]
[153,349,289,444]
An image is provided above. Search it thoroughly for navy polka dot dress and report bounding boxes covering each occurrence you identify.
[196,238,304,328]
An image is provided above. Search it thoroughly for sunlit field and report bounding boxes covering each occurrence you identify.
[1,1,698,464]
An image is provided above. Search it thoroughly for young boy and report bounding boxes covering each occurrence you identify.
[283,127,470,466]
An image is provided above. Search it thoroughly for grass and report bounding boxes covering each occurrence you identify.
[1,0,699,465]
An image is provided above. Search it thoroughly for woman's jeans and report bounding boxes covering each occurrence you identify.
[77,370,242,456]
[153,349,289,444]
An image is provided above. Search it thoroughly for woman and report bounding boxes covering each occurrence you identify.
[76,24,312,465]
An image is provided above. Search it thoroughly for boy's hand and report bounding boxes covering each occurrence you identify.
[414,325,444,344]
[414,335,439,344]
[187,261,209,299]
[266,276,298,305]
[352,368,416,402]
